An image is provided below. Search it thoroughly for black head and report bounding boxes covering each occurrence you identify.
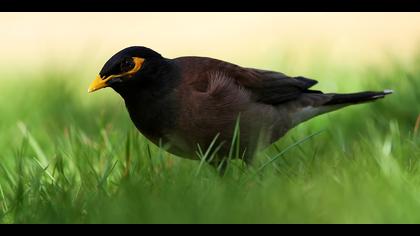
[88,46,163,93]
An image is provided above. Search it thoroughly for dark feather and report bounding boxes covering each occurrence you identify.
[324,90,393,105]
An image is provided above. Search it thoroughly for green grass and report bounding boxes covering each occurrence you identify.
[0,51,420,224]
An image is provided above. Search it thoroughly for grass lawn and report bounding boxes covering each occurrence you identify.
[0,52,419,223]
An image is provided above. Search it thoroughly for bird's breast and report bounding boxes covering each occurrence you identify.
[123,90,180,147]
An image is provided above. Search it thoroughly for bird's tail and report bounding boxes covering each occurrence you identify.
[290,89,393,126]
[324,89,394,105]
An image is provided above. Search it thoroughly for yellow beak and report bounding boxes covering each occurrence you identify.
[88,75,111,93]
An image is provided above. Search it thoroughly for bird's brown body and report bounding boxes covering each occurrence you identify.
[161,57,314,160]
[90,46,392,166]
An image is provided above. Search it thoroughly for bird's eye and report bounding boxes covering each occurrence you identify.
[120,58,135,72]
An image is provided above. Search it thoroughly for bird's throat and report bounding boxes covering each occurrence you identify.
[115,60,181,146]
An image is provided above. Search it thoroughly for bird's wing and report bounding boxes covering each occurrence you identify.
[229,66,321,105]
[176,57,320,105]
[212,61,322,105]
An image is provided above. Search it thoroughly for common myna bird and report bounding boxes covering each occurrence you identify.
[89,46,392,167]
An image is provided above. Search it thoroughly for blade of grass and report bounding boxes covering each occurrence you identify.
[33,158,55,182]
[221,115,242,174]
[97,160,119,189]
[0,163,16,188]
[17,122,48,167]
[0,184,8,213]
[414,114,420,136]
[124,131,131,177]
[195,133,223,176]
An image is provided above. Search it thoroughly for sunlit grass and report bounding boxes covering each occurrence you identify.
[0,50,419,223]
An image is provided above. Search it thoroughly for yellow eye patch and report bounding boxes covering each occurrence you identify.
[88,57,145,93]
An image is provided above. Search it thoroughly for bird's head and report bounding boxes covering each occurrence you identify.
[88,46,162,93]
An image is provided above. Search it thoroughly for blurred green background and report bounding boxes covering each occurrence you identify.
[1,13,420,223]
